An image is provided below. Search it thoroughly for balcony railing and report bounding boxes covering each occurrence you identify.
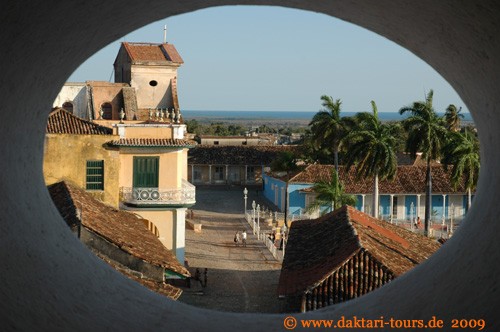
[120,180,196,207]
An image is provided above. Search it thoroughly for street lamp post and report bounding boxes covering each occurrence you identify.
[281,222,288,257]
[449,203,455,238]
[257,204,261,240]
[410,202,414,231]
[243,187,248,216]
[442,194,446,227]
[252,200,256,234]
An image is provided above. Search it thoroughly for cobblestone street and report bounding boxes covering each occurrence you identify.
[178,187,282,313]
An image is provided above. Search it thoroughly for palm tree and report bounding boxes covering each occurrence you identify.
[306,168,356,215]
[343,101,399,219]
[441,128,480,210]
[444,104,464,132]
[399,90,448,236]
[270,151,299,226]
[309,95,353,172]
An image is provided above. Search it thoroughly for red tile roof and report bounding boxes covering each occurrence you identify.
[107,138,197,148]
[162,44,184,64]
[95,252,183,300]
[122,42,183,64]
[47,181,189,277]
[277,206,440,296]
[46,108,113,135]
[188,145,299,165]
[290,164,467,194]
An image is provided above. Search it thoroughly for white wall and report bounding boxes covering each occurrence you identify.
[52,83,89,119]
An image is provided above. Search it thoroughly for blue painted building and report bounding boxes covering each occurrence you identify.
[263,164,471,223]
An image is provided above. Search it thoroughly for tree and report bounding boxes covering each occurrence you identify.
[343,101,399,218]
[306,168,357,215]
[309,95,353,172]
[211,123,230,136]
[185,119,200,134]
[298,129,334,164]
[270,151,299,226]
[399,90,448,236]
[441,128,480,210]
[444,104,464,132]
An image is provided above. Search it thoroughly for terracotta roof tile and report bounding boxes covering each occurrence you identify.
[188,145,299,165]
[107,138,197,148]
[161,44,184,64]
[290,164,467,194]
[277,206,440,296]
[95,252,183,300]
[46,108,113,135]
[123,42,183,64]
[47,181,189,277]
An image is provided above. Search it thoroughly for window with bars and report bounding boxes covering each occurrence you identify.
[86,160,104,190]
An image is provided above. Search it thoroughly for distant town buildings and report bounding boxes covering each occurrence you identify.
[198,135,274,146]
[188,145,298,186]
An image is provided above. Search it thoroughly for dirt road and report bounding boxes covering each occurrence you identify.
[178,187,282,313]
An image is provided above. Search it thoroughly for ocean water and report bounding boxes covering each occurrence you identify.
[182,110,474,122]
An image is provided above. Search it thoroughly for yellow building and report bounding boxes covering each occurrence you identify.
[107,122,196,262]
[44,108,121,207]
[46,41,196,264]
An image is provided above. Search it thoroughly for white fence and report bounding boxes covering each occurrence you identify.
[243,207,462,262]
[244,209,287,262]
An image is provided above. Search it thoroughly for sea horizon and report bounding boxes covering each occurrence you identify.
[182,110,474,122]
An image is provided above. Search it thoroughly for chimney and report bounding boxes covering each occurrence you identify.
[163,25,167,43]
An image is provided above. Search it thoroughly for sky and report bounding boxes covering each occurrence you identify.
[68,6,469,114]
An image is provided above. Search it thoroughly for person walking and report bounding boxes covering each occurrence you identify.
[234,231,241,246]
[241,229,247,247]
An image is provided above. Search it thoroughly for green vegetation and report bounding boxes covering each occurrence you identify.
[304,92,478,234]
[185,92,478,230]
[343,101,400,218]
[185,120,247,136]
[441,128,480,209]
[306,169,357,215]
[308,96,355,172]
[399,90,449,235]
[185,119,307,137]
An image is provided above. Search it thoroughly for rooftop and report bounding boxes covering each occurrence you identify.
[46,108,113,135]
[47,181,189,277]
[277,205,441,296]
[95,251,183,300]
[188,145,299,165]
[121,42,184,64]
[287,164,468,194]
[107,138,197,148]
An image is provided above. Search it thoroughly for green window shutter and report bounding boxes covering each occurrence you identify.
[86,160,104,190]
[133,157,159,188]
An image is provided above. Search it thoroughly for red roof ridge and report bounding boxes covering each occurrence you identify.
[346,206,410,249]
